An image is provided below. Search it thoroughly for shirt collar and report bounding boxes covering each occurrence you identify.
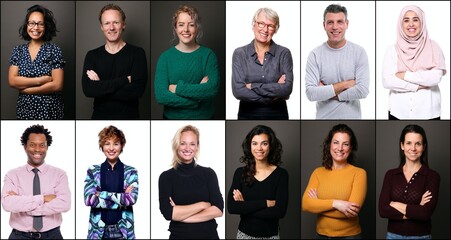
[102,159,123,171]
[26,162,48,174]
[246,39,277,57]
[393,165,428,176]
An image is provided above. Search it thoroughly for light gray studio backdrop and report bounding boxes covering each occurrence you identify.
[150,1,226,120]
[375,121,450,239]
[1,1,76,119]
[75,1,151,119]
[1,120,76,239]
[225,121,301,239]
[301,121,376,239]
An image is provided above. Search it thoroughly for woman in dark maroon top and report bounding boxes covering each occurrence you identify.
[379,124,440,239]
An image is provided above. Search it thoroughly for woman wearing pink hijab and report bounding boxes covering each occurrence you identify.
[382,5,447,120]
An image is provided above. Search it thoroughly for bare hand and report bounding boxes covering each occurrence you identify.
[40,75,53,85]
[233,189,244,201]
[333,199,360,218]
[127,76,131,83]
[307,188,318,198]
[200,76,209,84]
[420,190,432,206]
[169,84,177,93]
[125,185,134,193]
[246,83,252,89]
[7,191,18,196]
[86,70,100,81]
[169,197,176,207]
[278,74,286,84]
[395,72,406,80]
[44,194,56,202]
[267,200,276,207]
[319,81,325,86]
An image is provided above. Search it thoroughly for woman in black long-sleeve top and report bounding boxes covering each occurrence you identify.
[159,125,223,239]
[228,125,289,239]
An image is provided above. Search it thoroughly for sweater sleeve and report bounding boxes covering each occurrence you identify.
[175,50,220,101]
[81,50,129,98]
[379,170,404,220]
[109,47,148,101]
[250,48,294,98]
[305,51,337,101]
[247,168,289,219]
[227,168,267,215]
[154,51,199,108]
[206,168,224,212]
[158,170,173,221]
[382,46,419,92]
[405,170,440,220]
[302,168,335,214]
[337,48,370,101]
[231,48,274,104]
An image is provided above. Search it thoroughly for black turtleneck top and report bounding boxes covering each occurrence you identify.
[158,161,224,239]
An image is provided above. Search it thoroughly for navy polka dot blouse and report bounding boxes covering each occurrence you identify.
[8,42,65,120]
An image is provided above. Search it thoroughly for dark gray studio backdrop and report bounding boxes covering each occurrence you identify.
[1,1,76,119]
[150,1,226,120]
[375,121,450,239]
[75,1,151,119]
[301,121,376,239]
[225,121,301,239]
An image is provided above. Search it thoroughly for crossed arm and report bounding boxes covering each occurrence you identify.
[1,172,71,215]
[9,66,64,94]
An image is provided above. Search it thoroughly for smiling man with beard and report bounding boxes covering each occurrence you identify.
[1,124,71,239]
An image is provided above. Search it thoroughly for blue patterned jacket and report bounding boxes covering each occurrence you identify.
[84,161,139,239]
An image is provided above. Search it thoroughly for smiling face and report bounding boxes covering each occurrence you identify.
[177,131,198,164]
[100,9,125,43]
[25,133,47,167]
[102,137,122,162]
[401,132,424,163]
[323,12,348,48]
[402,10,421,38]
[175,12,197,45]
[27,11,45,41]
[330,132,351,164]
[251,134,270,162]
[253,11,276,45]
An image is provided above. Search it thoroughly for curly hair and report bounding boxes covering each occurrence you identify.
[321,124,358,170]
[171,125,200,169]
[399,124,428,167]
[240,125,283,187]
[171,5,203,44]
[19,5,58,41]
[98,126,126,153]
[20,124,52,146]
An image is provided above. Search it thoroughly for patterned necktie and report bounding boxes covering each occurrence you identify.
[32,168,43,231]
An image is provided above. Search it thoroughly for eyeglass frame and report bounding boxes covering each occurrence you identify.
[27,21,45,28]
[254,21,276,31]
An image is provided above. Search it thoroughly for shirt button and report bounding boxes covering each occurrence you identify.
[404,190,407,193]
[262,76,265,78]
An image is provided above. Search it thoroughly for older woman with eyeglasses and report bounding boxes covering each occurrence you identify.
[8,5,65,120]
[231,7,293,120]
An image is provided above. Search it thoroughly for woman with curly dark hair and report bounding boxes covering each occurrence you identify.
[8,4,65,119]
[227,125,288,239]
[302,123,367,239]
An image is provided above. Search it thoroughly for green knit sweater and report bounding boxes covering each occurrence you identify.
[154,46,220,119]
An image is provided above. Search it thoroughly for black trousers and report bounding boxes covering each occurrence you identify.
[389,112,440,120]
[9,227,63,239]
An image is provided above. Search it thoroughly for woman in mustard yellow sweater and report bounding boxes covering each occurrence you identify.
[302,124,367,239]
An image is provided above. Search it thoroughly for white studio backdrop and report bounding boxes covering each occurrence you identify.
[150,120,226,239]
[75,121,150,239]
[226,1,301,120]
[300,1,376,119]
[1,120,75,239]
[375,1,450,120]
